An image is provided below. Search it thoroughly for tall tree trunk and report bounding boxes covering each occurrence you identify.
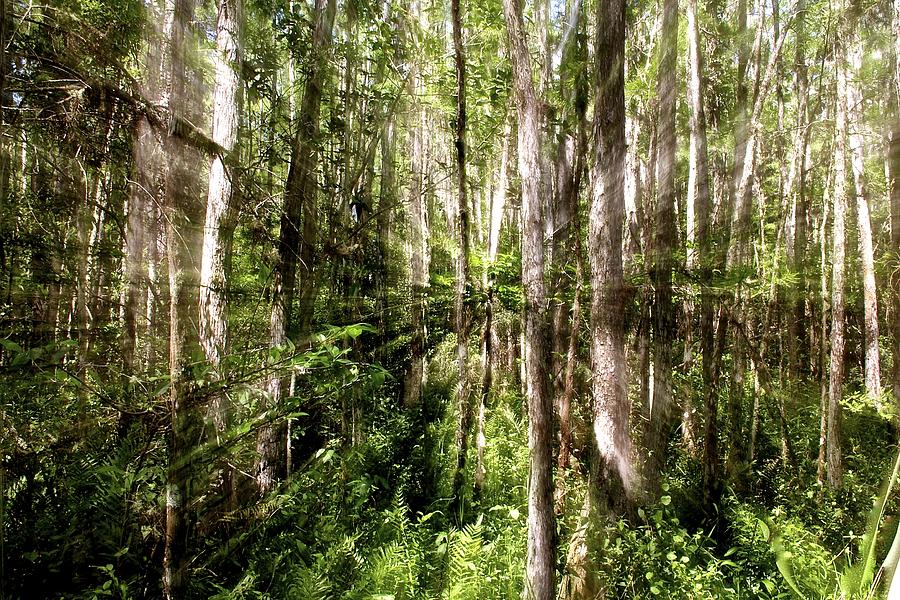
[786,0,809,379]
[161,0,202,596]
[828,54,850,489]
[256,0,335,495]
[646,0,678,492]
[724,6,788,481]
[563,1,634,596]
[844,9,881,402]
[502,0,555,597]
[588,0,634,516]
[816,161,833,488]
[890,0,900,421]
[450,0,473,517]
[200,0,242,510]
[686,0,720,510]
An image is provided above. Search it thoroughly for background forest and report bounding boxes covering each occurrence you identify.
[0,0,899,597]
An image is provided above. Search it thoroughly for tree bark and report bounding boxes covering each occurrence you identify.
[256,0,335,495]
[890,0,900,419]
[450,0,473,518]
[816,161,833,488]
[563,1,634,596]
[844,8,881,402]
[502,0,555,597]
[785,0,809,379]
[686,0,720,510]
[828,54,850,489]
[646,0,678,492]
[200,0,242,512]
[160,0,202,596]
[588,0,634,516]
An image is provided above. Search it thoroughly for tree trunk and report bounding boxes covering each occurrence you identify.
[161,0,202,596]
[502,0,555,597]
[646,0,678,492]
[890,0,899,419]
[786,0,809,380]
[816,161,833,488]
[450,0,473,518]
[563,1,634,595]
[200,0,241,511]
[844,13,881,402]
[686,0,719,510]
[891,122,900,419]
[828,55,850,489]
[589,0,634,514]
[256,0,335,495]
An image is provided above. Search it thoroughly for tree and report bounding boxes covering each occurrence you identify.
[844,0,881,402]
[646,0,678,490]
[502,0,555,596]
[450,0,473,517]
[685,0,719,509]
[200,0,242,507]
[160,0,203,595]
[828,43,850,489]
[892,0,900,414]
[256,0,336,495]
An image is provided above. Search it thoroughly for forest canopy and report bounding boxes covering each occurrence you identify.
[0,0,899,597]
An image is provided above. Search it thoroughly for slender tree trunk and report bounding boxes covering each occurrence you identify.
[686,0,719,509]
[256,0,335,495]
[890,0,899,419]
[624,113,643,274]
[476,115,511,492]
[828,55,850,489]
[786,0,809,379]
[502,0,555,596]
[844,13,881,402]
[450,0,473,517]
[200,0,242,511]
[816,161,833,488]
[161,0,202,596]
[646,0,678,492]
[892,123,900,420]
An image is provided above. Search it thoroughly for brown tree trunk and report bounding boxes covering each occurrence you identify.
[502,0,555,596]
[256,0,335,495]
[686,0,720,510]
[161,0,202,596]
[891,122,900,419]
[844,9,881,402]
[450,0,473,517]
[786,0,809,380]
[816,161,833,488]
[646,0,678,492]
[828,53,850,489]
[563,1,634,596]
[200,0,242,512]
[890,0,899,422]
